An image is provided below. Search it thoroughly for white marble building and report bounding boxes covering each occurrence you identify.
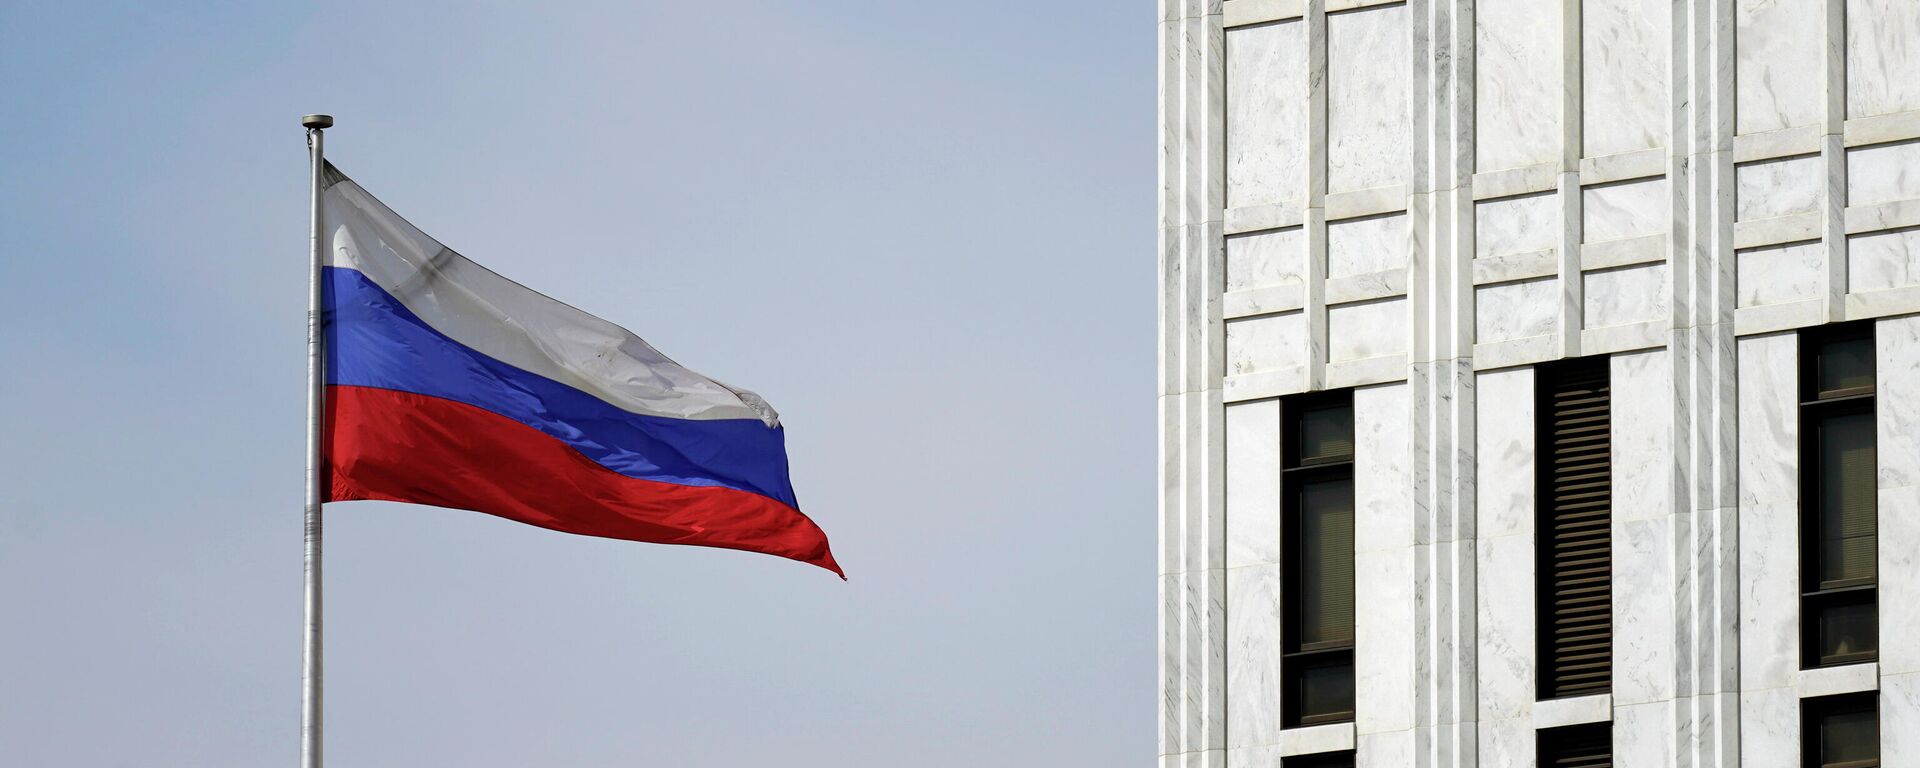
[1158,0,1920,765]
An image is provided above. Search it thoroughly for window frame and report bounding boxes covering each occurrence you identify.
[1798,323,1880,669]
[1280,389,1356,729]
[1801,692,1880,768]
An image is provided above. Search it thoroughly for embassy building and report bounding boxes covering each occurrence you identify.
[1157,0,1920,765]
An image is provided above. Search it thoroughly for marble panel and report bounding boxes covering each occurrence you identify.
[1160,572,1179,752]
[1795,662,1879,698]
[1328,298,1406,362]
[1227,564,1283,750]
[1280,723,1356,756]
[1847,140,1920,208]
[1226,744,1284,768]
[1737,688,1800,768]
[1583,263,1669,328]
[1353,388,1417,768]
[1476,192,1559,258]
[1885,672,1920,764]
[1846,0,1920,119]
[1475,533,1534,722]
[1736,155,1824,221]
[1582,0,1670,158]
[1475,0,1562,172]
[1611,349,1674,524]
[1475,716,1532,768]
[1531,693,1612,729]
[1228,227,1306,294]
[1737,241,1824,308]
[1474,368,1535,539]
[1355,729,1411,768]
[1880,317,1920,678]
[1615,517,1676,705]
[1613,700,1674,767]
[1847,227,1920,294]
[1878,315,1920,490]
[1841,281,1920,318]
[1227,311,1308,376]
[1198,567,1228,749]
[1475,278,1558,345]
[1883,484,1920,677]
[1228,20,1308,209]
[1736,0,1824,135]
[1328,214,1409,280]
[1327,3,1410,192]
[1737,333,1802,692]
[1583,177,1669,243]
[1355,383,1412,554]
[1355,545,1414,735]
[1612,350,1674,705]
[1227,400,1282,570]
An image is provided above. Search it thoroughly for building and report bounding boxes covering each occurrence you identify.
[1156,1,1920,765]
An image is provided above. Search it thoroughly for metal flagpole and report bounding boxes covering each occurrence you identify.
[301,112,333,768]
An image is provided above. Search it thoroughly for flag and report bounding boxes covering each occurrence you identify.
[319,163,841,577]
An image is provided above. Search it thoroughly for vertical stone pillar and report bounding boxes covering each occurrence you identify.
[1669,0,1742,764]
[1410,1,1478,765]
[1159,2,1229,766]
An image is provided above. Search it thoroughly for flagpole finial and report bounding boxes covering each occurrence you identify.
[301,114,334,129]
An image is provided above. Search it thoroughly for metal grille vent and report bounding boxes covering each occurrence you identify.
[1537,360,1612,700]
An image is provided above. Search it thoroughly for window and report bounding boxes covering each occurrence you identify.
[1535,358,1613,700]
[1802,693,1878,767]
[1538,722,1612,767]
[1800,324,1878,668]
[1285,751,1355,768]
[1282,391,1355,728]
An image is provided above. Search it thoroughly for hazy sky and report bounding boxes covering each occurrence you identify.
[0,2,1151,766]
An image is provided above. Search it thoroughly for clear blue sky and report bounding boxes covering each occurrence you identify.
[0,1,1152,765]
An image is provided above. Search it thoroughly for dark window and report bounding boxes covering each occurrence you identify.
[1282,391,1355,728]
[1538,722,1612,767]
[1535,357,1613,700]
[1803,693,1879,768]
[1800,324,1878,668]
[1285,751,1355,768]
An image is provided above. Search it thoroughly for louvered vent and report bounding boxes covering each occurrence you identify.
[1537,359,1612,700]
[1538,723,1612,767]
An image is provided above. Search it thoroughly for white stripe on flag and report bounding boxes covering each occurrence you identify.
[322,172,779,425]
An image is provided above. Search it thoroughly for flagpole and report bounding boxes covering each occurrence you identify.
[301,112,333,768]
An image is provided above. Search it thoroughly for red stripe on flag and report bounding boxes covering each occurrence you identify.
[325,384,842,577]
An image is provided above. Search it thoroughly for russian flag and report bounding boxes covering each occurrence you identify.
[319,164,841,577]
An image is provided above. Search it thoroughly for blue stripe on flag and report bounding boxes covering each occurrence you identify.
[322,266,800,508]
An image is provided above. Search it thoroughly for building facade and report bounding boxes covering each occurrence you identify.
[1157,0,1920,765]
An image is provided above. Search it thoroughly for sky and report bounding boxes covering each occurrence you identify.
[0,2,1153,766]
